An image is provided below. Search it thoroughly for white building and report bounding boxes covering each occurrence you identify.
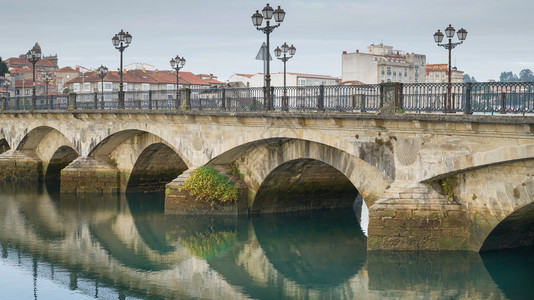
[228,72,339,88]
[342,44,426,84]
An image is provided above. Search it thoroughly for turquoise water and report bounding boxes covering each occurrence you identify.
[0,182,532,299]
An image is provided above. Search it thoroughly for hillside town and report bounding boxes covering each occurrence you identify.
[0,42,464,98]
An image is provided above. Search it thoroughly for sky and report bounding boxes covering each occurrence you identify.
[2,0,534,82]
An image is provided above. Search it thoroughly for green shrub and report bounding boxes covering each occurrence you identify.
[183,166,238,204]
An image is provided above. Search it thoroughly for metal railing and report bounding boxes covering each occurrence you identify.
[2,82,534,115]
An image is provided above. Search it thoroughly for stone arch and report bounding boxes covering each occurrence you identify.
[209,138,393,210]
[426,144,534,181]
[252,158,359,213]
[88,130,189,193]
[45,145,79,187]
[480,202,534,252]
[126,143,188,193]
[451,159,534,251]
[16,126,75,159]
[0,138,10,154]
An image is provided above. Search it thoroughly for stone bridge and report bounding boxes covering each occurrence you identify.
[1,110,534,251]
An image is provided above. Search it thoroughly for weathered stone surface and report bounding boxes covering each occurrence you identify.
[2,111,534,250]
[0,150,42,182]
[165,169,248,215]
[60,157,120,194]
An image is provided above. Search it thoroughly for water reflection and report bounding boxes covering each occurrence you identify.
[0,183,529,299]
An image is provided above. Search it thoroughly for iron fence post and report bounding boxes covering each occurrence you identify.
[465,82,472,115]
[178,89,182,110]
[270,86,275,111]
[68,93,76,110]
[379,85,384,109]
[186,88,191,110]
[1,96,4,111]
[94,93,98,109]
[148,90,152,110]
[319,85,325,111]
[361,94,366,113]
[398,83,404,111]
[222,88,226,110]
[15,97,19,110]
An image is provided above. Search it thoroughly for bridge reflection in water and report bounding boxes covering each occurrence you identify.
[0,183,530,299]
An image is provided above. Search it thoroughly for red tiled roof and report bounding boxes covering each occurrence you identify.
[56,67,78,73]
[179,72,209,86]
[6,57,55,67]
[144,70,177,84]
[203,78,225,85]
[0,88,6,93]
[15,79,46,88]
[234,73,254,78]
[66,69,210,86]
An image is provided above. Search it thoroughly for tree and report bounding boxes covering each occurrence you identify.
[500,71,519,82]
[519,69,534,82]
[0,56,8,77]
[463,74,477,83]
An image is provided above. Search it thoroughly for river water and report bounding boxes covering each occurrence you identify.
[0,182,532,299]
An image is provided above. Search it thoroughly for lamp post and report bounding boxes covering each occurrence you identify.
[170,55,186,109]
[97,65,108,109]
[43,73,52,109]
[274,42,296,111]
[26,43,42,110]
[252,3,286,111]
[112,29,132,109]
[434,24,467,112]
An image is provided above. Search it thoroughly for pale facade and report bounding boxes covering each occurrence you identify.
[425,64,464,83]
[342,44,426,84]
[229,73,339,88]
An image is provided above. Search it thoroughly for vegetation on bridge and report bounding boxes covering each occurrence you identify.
[183,166,238,204]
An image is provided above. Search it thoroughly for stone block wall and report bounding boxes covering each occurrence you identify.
[165,169,248,215]
[0,151,43,182]
[60,157,120,194]
[368,182,471,251]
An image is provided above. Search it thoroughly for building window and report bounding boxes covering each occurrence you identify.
[25,89,29,95]
[84,82,90,92]
[73,83,80,92]
[104,82,112,91]
[167,84,174,90]
[142,84,150,91]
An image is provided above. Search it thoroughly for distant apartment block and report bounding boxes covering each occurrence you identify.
[228,72,339,88]
[425,64,464,83]
[342,44,426,84]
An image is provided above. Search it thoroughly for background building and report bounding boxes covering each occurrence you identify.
[425,64,464,83]
[228,72,339,88]
[342,43,426,84]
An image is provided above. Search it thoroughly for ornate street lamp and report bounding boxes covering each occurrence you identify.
[112,29,132,108]
[170,55,186,109]
[26,43,42,110]
[274,42,296,111]
[97,65,108,109]
[43,73,52,109]
[252,3,286,110]
[434,24,467,112]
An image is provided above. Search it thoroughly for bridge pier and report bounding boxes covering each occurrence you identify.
[60,157,120,194]
[368,182,471,251]
[0,150,43,182]
[165,167,248,215]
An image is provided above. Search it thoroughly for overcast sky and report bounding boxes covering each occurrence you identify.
[2,0,533,82]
